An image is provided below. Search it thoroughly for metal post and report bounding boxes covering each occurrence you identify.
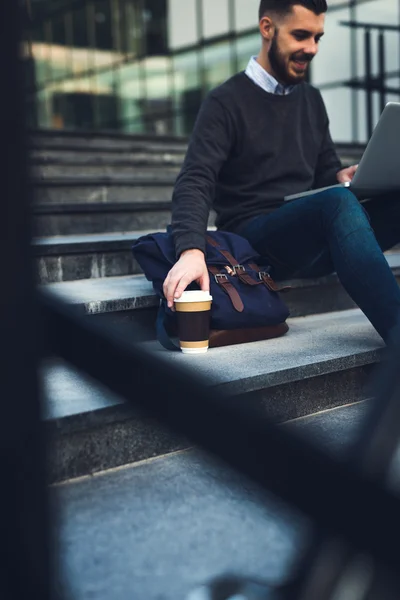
[364,28,374,138]
[228,0,238,76]
[1,0,49,598]
[378,31,386,114]
[350,1,358,142]
[196,0,206,99]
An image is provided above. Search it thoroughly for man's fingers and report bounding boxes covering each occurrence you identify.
[174,275,193,300]
[162,273,170,298]
[199,271,210,292]
[166,276,181,308]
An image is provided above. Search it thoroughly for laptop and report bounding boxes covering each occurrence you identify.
[284,101,400,202]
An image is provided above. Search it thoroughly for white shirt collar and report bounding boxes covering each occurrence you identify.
[245,56,294,96]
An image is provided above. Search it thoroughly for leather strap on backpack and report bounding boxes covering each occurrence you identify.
[206,235,290,293]
[206,235,262,287]
[208,265,244,312]
[249,263,291,293]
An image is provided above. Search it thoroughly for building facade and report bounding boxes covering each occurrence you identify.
[27,0,400,142]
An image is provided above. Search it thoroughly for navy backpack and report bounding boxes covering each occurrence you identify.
[132,230,291,350]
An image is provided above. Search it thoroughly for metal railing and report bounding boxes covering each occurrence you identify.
[341,21,400,139]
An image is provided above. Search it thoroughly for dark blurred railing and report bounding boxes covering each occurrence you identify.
[341,21,400,138]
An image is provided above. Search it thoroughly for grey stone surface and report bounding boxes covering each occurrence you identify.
[31,149,186,166]
[33,207,173,237]
[52,401,369,600]
[34,183,174,204]
[42,310,383,480]
[31,132,188,152]
[143,310,384,394]
[35,173,178,184]
[35,164,181,178]
[41,359,124,421]
[36,252,138,283]
[52,449,308,600]
[40,252,400,310]
[34,230,146,253]
[34,231,146,283]
[285,399,370,455]
[42,275,157,312]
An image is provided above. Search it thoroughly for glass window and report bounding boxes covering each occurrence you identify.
[234,0,260,33]
[235,33,259,71]
[202,0,229,38]
[311,6,352,86]
[172,50,202,135]
[320,88,354,142]
[203,41,234,92]
[143,0,168,56]
[144,56,173,134]
[117,61,145,132]
[167,0,198,50]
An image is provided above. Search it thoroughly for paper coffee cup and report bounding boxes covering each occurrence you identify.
[174,290,213,354]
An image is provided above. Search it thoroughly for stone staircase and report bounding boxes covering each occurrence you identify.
[34,130,396,600]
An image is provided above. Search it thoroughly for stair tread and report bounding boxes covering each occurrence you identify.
[51,401,370,600]
[40,251,400,312]
[42,309,384,426]
[33,174,177,185]
[34,230,150,247]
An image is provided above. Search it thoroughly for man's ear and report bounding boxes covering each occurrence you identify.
[259,16,275,41]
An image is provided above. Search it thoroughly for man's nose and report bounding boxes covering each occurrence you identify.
[304,41,318,56]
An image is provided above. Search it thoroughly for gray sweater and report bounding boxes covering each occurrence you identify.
[171,72,342,257]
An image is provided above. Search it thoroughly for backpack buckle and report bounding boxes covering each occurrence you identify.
[233,265,245,274]
[258,271,270,280]
[215,273,229,283]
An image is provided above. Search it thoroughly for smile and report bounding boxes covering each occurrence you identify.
[292,60,308,71]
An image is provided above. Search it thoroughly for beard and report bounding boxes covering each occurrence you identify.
[268,33,313,86]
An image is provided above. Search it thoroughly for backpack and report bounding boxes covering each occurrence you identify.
[132,230,290,350]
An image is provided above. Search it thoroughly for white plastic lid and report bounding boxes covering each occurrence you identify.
[174,290,213,303]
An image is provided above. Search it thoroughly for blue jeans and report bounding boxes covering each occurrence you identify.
[236,188,400,342]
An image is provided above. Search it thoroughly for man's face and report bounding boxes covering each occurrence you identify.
[266,5,325,85]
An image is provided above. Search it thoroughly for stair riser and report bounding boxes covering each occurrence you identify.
[46,363,374,483]
[33,164,181,178]
[36,252,141,283]
[32,138,188,153]
[34,185,173,204]
[31,150,185,166]
[92,284,361,337]
[33,210,172,236]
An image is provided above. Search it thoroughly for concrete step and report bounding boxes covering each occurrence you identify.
[30,149,185,167]
[40,251,400,317]
[33,175,174,204]
[43,308,383,483]
[30,129,188,153]
[34,231,144,282]
[51,400,369,600]
[32,201,174,237]
[31,159,182,179]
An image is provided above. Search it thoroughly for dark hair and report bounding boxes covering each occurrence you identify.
[259,0,328,21]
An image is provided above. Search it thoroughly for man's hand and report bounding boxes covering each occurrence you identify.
[337,164,359,184]
[163,249,210,309]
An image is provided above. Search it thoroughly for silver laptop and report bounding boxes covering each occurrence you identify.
[284,101,400,202]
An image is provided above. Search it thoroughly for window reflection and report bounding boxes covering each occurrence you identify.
[25,0,400,141]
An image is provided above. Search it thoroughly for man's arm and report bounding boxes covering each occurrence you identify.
[164,94,234,308]
[171,94,235,257]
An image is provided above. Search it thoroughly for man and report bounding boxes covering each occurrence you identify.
[163,0,400,343]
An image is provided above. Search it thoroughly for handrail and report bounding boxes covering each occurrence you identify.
[341,21,400,32]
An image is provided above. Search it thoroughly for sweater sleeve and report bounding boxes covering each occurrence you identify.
[171,94,235,258]
[313,94,342,189]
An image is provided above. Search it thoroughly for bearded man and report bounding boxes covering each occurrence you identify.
[164,0,400,344]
